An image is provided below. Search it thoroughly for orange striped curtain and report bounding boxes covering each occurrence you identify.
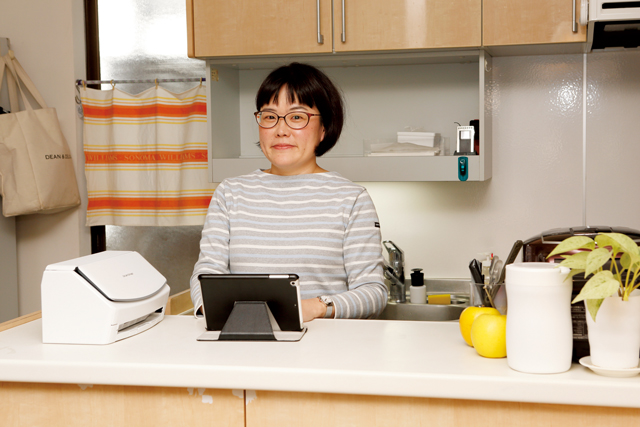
[81,84,215,226]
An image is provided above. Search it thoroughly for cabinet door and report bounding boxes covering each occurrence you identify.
[188,0,332,58]
[484,0,587,46]
[334,0,481,52]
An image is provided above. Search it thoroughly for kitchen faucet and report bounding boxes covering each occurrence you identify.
[383,241,406,303]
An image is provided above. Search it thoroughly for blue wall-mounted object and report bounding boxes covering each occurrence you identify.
[458,157,468,181]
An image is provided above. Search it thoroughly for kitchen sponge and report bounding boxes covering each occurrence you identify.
[428,294,451,305]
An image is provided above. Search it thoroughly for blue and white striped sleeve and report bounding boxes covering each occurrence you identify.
[189,182,231,316]
[331,189,387,319]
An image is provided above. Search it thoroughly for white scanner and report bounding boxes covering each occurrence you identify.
[41,251,170,345]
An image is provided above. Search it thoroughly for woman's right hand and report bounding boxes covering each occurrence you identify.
[301,298,330,322]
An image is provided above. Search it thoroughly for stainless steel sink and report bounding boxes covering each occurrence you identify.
[376,278,469,322]
[377,301,465,321]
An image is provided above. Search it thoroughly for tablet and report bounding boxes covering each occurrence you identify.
[197,274,306,341]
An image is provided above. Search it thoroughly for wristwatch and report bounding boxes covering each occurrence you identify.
[319,295,334,318]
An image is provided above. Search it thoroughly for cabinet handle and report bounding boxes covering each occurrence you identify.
[341,0,346,43]
[317,0,324,43]
[572,0,578,32]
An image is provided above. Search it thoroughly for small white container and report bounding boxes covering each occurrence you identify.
[505,263,572,374]
[410,286,426,304]
[409,268,426,304]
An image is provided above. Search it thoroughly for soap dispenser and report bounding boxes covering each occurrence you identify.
[409,268,426,304]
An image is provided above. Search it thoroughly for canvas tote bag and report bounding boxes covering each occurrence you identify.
[0,50,80,217]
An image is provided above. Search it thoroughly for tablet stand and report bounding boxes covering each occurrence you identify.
[197,301,307,342]
[219,301,276,341]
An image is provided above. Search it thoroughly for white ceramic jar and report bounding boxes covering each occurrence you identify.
[505,263,572,374]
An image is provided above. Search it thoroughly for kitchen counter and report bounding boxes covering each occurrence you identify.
[1,315,640,409]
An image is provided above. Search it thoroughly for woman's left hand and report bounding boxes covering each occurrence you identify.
[301,298,328,322]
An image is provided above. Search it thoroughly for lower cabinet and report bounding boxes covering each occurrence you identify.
[0,383,244,427]
[244,390,640,427]
[3,383,640,427]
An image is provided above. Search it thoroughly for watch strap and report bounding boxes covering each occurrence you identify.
[324,304,334,318]
[319,296,334,318]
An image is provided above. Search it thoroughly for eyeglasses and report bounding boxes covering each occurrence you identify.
[254,111,321,130]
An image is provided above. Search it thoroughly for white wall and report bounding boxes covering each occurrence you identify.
[0,0,90,315]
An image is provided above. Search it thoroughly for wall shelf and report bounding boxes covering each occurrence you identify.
[206,50,492,182]
[211,155,484,182]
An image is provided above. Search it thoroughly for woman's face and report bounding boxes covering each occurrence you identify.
[258,86,325,176]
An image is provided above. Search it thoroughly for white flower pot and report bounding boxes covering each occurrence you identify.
[586,294,640,369]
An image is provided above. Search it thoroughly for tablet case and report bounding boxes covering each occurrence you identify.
[197,274,307,342]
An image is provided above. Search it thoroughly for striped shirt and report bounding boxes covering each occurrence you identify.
[189,169,387,319]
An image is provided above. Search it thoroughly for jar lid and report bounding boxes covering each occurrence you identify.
[506,262,570,286]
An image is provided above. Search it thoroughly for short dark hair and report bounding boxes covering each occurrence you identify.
[255,63,344,157]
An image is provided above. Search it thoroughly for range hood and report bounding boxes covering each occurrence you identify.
[582,0,640,50]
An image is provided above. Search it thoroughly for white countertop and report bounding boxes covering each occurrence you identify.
[1,316,639,408]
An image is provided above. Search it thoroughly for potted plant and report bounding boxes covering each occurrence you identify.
[547,232,640,369]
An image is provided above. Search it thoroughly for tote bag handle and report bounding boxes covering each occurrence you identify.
[1,50,49,112]
[0,53,21,113]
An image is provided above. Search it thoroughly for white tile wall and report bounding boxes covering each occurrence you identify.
[364,51,640,279]
[586,51,640,227]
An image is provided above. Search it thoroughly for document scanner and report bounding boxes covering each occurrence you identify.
[41,251,170,345]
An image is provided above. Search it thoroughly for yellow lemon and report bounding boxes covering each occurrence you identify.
[470,313,507,358]
[459,306,500,347]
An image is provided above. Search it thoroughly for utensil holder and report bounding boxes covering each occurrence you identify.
[470,282,507,314]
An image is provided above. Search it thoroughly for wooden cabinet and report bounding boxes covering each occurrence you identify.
[334,0,481,52]
[5,385,640,427]
[245,390,640,427]
[187,0,587,57]
[187,0,481,58]
[483,0,587,46]
[187,0,333,57]
[0,383,244,427]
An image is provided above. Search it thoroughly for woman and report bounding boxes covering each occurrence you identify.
[190,63,387,321]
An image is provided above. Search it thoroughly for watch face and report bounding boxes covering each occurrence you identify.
[320,296,333,306]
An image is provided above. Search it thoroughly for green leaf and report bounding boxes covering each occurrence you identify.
[558,251,589,270]
[586,298,605,322]
[547,236,595,258]
[565,269,585,282]
[595,234,620,253]
[604,233,640,257]
[621,252,632,271]
[572,271,621,303]
[585,248,612,277]
[621,251,640,271]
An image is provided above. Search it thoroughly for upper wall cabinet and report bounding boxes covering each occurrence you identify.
[187,0,481,58]
[187,0,333,57]
[483,0,587,46]
[334,0,481,52]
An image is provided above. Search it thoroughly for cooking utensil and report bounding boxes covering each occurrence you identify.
[490,259,503,286]
[483,256,501,308]
[489,258,504,303]
[498,240,523,284]
[472,258,484,283]
[469,259,487,307]
[469,259,484,285]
